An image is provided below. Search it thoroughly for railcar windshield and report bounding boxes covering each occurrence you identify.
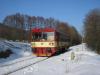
[32,32,54,41]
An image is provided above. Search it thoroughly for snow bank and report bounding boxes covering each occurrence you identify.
[0,40,32,64]
[0,40,32,56]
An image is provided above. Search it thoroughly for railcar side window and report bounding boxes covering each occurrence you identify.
[47,32,55,41]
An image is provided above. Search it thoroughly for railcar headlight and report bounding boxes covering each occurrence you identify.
[49,42,54,46]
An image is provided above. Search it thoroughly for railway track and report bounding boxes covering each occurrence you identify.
[0,57,50,75]
[0,55,36,67]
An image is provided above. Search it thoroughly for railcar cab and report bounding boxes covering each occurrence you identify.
[31,28,56,56]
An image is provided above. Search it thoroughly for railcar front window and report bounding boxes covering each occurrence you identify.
[32,32,54,41]
[42,32,47,40]
[32,32,47,41]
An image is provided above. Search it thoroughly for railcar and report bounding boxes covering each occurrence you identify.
[31,27,70,56]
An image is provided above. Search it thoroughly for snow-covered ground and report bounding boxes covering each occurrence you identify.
[6,43,100,75]
[0,43,100,75]
[0,40,32,63]
[0,56,47,75]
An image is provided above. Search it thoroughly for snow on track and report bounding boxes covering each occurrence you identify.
[0,57,48,75]
[0,55,36,67]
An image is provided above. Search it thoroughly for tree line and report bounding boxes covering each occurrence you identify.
[0,13,81,46]
[0,23,26,41]
[84,8,100,54]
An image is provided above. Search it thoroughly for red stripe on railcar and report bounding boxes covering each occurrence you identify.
[32,28,55,32]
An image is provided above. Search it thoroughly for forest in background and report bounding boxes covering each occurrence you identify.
[0,13,81,46]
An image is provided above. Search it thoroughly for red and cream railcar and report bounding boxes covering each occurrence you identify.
[31,27,69,56]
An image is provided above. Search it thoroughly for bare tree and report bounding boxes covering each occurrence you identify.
[84,9,100,54]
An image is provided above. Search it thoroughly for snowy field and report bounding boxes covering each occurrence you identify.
[0,41,100,75]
